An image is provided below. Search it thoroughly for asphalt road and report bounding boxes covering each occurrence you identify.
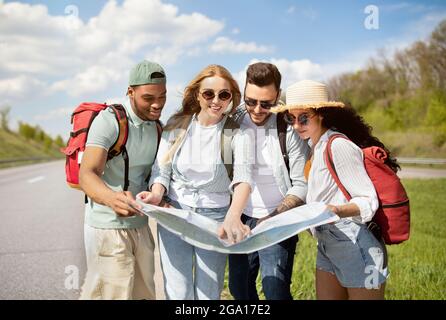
[0,161,85,299]
[0,160,445,300]
[398,167,446,179]
[0,160,164,300]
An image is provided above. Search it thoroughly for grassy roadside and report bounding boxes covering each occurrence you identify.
[0,129,63,169]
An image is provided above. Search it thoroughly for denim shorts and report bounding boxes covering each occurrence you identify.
[315,219,389,288]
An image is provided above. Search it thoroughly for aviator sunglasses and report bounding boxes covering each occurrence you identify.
[284,112,314,126]
[244,97,277,110]
[200,89,232,101]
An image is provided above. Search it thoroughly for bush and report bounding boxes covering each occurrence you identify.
[54,135,65,148]
[43,136,53,150]
[425,92,446,147]
[18,122,36,140]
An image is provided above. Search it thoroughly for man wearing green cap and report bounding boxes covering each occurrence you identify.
[79,60,167,299]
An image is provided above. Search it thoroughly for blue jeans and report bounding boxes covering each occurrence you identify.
[228,214,299,300]
[158,198,229,300]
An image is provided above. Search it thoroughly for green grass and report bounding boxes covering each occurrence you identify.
[0,129,63,169]
[384,179,446,299]
[221,179,446,300]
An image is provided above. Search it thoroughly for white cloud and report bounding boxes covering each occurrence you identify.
[145,46,184,66]
[271,59,324,88]
[104,94,126,104]
[186,47,203,57]
[0,0,224,98]
[232,28,240,34]
[209,37,274,54]
[34,107,73,121]
[287,6,296,14]
[50,64,125,97]
[380,2,432,13]
[104,97,125,105]
[237,58,324,91]
[381,3,412,12]
[302,7,318,20]
[159,82,185,123]
[409,11,446,39]
[0,75,46,100]
[367,10,446,61]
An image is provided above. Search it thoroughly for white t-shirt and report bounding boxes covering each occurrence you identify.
[168,119,229,208]
[242,115,283,218]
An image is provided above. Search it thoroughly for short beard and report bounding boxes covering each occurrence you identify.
[131,95,150,121]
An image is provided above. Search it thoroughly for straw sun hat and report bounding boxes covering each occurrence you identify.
[270,80,344,113]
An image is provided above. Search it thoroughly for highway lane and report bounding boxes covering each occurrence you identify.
[398,167,446,179]
[0,161,85,299]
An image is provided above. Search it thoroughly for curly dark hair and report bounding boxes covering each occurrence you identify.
[315,106,400,172]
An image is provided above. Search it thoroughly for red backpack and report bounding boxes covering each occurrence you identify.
[324,134,410,245]
[61,102,162,192]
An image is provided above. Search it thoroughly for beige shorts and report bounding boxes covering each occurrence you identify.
[80,224,156,300]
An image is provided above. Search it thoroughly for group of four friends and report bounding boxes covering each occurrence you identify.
[78,60,393,300]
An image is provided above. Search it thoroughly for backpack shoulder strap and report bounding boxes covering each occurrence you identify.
[276,113,290,175]
[221,115,240,181]
[154,120,163,149]
[107,104,129,158]
[144,120,164,184]
[324,133,352,201]
[107,104,130,191]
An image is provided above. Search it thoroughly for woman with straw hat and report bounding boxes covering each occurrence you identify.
[271,80,399,299]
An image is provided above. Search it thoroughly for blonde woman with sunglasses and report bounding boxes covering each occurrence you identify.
[271,80,397,300]
[138,65,253,300]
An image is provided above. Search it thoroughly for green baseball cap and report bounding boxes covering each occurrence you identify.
[129,60,166,86]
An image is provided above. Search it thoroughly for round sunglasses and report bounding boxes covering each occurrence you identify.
[200,89,232,102]
[284,112,314,126]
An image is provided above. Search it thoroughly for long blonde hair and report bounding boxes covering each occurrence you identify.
[164,64,241,132]
[160,65,241,165]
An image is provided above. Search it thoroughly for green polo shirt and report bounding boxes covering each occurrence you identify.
[84,99,158,229]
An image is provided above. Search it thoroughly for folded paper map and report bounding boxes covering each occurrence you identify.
[134,200,339,254]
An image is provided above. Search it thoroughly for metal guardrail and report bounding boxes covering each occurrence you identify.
[0,157,56,164]
[397,158,446,165]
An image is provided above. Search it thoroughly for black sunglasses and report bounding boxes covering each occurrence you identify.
[200,89,232,101]
[244,97,277,110]
[284,112,313,126]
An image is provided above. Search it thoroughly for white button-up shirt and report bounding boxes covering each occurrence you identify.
[306,129,379,224]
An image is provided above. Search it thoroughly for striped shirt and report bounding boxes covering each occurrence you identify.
[306,129,379,224]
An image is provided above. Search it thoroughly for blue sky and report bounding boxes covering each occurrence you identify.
[1,0,445,139]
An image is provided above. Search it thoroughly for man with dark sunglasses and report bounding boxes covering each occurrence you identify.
[229,62,309,300]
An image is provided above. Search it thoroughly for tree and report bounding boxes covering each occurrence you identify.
[18,122,36,140]
[0,105,11,132]
[428,20,446,91]
[43,136,53,151]
[54,135,65,148]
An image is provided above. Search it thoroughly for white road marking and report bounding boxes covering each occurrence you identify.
[27,176,45,184]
